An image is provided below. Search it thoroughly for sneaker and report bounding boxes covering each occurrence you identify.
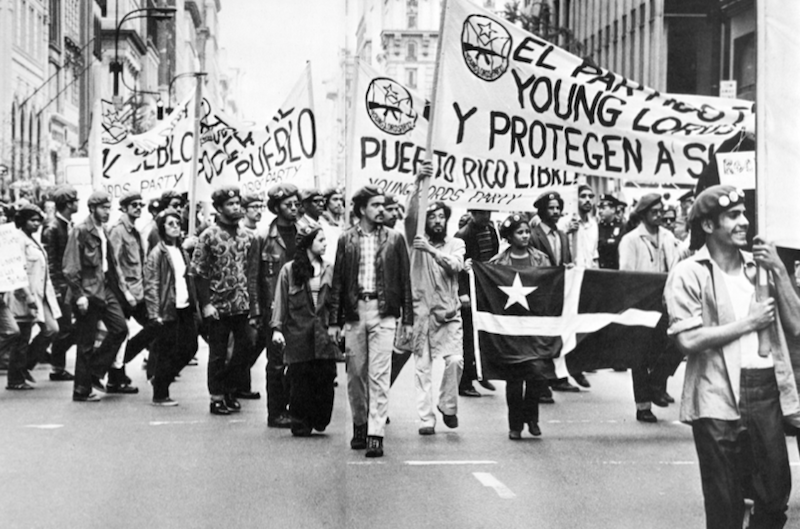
[152,398,179,407]
[209,400,230,415]
[418,426,435,436]
[6,382,34,390]
[223,394,241,412]
[91,375,106,392]
[73,392,100,402]
[49,370,75,381]
[365,436,384,458]
[106,383,139,394]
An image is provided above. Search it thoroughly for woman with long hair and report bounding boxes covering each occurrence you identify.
[143,208,198,406]
[488,214,552,440]
[7,204,61,390]
[271,226,339,437]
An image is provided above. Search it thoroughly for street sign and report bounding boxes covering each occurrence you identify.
[720,80,738,99]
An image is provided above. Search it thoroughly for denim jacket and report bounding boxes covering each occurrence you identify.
[62,215,124,304]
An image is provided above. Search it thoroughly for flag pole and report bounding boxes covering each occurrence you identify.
[343,57,360,227]
[468,266,483,381]
[188,72,206,237]
[415,0,449,237]
[307,62,320,190]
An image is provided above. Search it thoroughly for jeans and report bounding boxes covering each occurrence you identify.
[691,368,790,529]
[73,285,128,396]
[205,314,253,398]
[345,299,395,438]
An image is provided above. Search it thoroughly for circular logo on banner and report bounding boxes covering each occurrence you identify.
[365,77,418,135]
[461,15,512,82]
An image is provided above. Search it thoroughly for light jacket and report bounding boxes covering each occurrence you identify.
[109,214,145,303]
[62,215,124,304]
[11,232,61,322]
[271,259,339,364]
[619,223,679,273]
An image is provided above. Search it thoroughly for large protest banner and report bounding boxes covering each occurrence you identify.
[89,95,194,201]
[429,0,754,197]
[197,64,317,200]
[0,224,29,292]
[757,3,800,250]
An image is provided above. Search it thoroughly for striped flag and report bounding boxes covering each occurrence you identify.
[469,262,667,379]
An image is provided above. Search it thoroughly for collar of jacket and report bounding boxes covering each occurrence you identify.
[79,214,103,237]
[350,224,387,244]
[690,245,757,285]
[117,214,138,233]
[267,218,302,246]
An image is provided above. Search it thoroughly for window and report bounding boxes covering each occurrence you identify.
[408,14,416,29]
[406,68,417,89]
[49,0,61,44]
[407,41,417,61]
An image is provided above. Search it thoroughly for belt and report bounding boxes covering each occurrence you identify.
[358,292,378,301]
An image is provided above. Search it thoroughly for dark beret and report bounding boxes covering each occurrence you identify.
[499,213,527,240]
[119,191,143,207]
[211,185,241,208]
[678,189,695,203]
[688,185,745,223]
[299,188,322,203]
[267,183,299,214]
[533,191,563,210]
[384,193,399,207]
[159,190,182,205]
[633,193,662,216]
[51,185,78,206]
[240,193,264,208]
[87,191,112,208]
[323,186,344,199]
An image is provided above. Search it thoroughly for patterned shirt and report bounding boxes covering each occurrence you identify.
[357,225,379,293]
[191,222,255,317]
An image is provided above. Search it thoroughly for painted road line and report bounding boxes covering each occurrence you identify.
[24,424,64,429]
[473,472,516,499]
[405,460,497,466]
[149,420,206,426]
[602,460,695,465]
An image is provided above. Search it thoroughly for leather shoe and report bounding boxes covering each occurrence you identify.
[551,380,580,392]
[234,390,261,400]
[292,426,312,437]
[6,382,34,390]
[152,398,179,407]
[209,400,230,415]
[73,392,100,402]
[351,423,368,449]
[91,376,106,392]
[365,436,384,458]
[572,374,591,388]
[437,406,458,428]
[636,409,658,423]
[478,380,496,391]
[663,391,675,404]
[539,395,555,404]
[652,394,669,408]
[267,415,292,428]
[528,422,542,436]
[419,426,435,435]
[223,394,241,412]
[23,370,36,383]
[508,430,522,440]
[49,370,74,381]
[106,383,139,394]
[459,387,481,398]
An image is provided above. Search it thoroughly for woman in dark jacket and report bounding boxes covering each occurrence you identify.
[488,214,552,440]
[143,208,198,406]
[271,226,339,437]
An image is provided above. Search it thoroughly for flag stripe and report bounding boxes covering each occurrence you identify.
[473,308,662,336]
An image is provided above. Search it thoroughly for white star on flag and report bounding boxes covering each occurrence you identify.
[498,273,538,310]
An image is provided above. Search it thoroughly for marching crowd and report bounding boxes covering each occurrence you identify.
[2,161,800,527]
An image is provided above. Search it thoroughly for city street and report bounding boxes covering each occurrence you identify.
[3,342,800,529]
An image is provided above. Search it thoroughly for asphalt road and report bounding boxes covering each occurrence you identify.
[2,341,800,529]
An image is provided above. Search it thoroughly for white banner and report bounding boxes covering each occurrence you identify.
[759,2,800,249]
[0,224,28,292]
[198,64,317,200]
[432,0,754,192]
[89,95,194,201]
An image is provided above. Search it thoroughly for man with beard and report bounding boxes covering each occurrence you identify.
[191,185,260,415]
[257,184,301,427]
[404,163,465,435]
[382,194,401,230]
[297,188,324,231]
[63,191,129,402]
[618,193,680,422]
[321,186,345,228]
[665,185,800,529]
[529,191,579,395]
[329,185,413,457]
[41,185,79,381]
[455,209,499,397]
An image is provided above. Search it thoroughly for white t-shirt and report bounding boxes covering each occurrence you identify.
[96,224,109,273]
[166,245,190,309]
[719,267,773,369]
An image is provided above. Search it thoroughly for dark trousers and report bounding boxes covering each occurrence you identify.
[287,359,337,433]
[206,314,253,397]
[506,378,546,431]
[123,302,160,363]
[73,286,128,396]
[691,368,790,529]
[0,302,19,371]
[230,323,266,393]
[631,344,684,404]
[151,308,198,400]
[459,306,477,389]
[266,337,289,419]
[49,289,74,370]
[6,319,28,387]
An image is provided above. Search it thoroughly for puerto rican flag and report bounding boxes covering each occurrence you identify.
[469,262,667,379]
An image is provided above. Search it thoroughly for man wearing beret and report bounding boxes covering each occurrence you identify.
[40,184,79,381]
[529,190,580,395]
[109,191,160,392]
[297,188,324,232]
[254,183,302,427]
[62,191,130,402]
[328,184,413,457]
[618,192,681,422]
[665,185,800,529]
[191,185,260,415]
[321,186,345,228]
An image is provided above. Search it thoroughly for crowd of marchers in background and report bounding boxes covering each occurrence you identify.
[2,163,800,528]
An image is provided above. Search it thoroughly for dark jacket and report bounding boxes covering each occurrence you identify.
[329,225,413,326]
[62,215,124,304]
[257,219,300,319]
[455,219,499,296]
[529,223,572,266]
[144,241,195,322]
[270,260,339,364]
[41,215,70,296]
